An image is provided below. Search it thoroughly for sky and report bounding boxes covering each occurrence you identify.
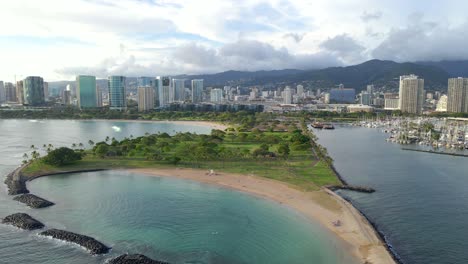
[1,0,468,81]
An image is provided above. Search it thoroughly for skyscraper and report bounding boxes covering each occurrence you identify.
[296,85,304,98]
[108,76,127,111]
[171,79,186,102]
[210,88,223,103]
[76,75,97,109]
[43,82,49,102]
[191,79,204,103]
[0,81,5,103]
[447,77,468,113]
[138,77,157,108]
[283,86,292,104]
[138,86,155,112]
[157,76,171,107]
[398,75,424,114]
[23,76,45,106]
[16,81,24,104]
[5,82,16,102]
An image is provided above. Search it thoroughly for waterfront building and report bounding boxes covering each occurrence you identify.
[76,75,97,108]
[0,81,4,103]
[347,104,374,113]
[108,76,127,111]
[436,95,448,112]
[96,86,103,107]
[16,81,24,104]
[171,79,186,102]
[330,85,356,103]
[5,82,16,102]
[137,86,155,112]
[283,86,293,104]
[138,77,157,108]
[157,76,171,107]
[23,76,45,106]
[398,75,424,114]
[191,79,204,103]
[384,93,399,110]
[43,82,49,102]
[210,88,223,103]
[447,77,468,113]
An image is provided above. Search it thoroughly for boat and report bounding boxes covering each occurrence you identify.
[323,123,335,130]
[311,122,324,129]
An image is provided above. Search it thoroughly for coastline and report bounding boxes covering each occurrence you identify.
[129,167,396,264]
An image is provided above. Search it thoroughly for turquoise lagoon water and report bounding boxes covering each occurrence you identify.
[0,120,358,264]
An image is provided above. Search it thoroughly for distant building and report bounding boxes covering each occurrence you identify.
[43,82,49,102]
[366,85,374,94]
[296,85,304,98]
[23,76,45,106]
[447,77,468,113]
[0,81,4,103]
[5,82,16,102]
[191,79,204,103]
[138,77,157,108]
[157,76,171,107]
[283,86,293,104]
[347,104,374,113]
[210,88,223,103]
[384,93,399,110]
[16,81,24,104]
[330,85,355,103]
[108,76,127,111]
[359,92,372,105]
[436,95,448,112]
[76,75,97,109]
[62,85,71,105]
[96,86,103,107]
[171,79,185,102]
[399,75,424,114]
[324,93,330,104]
[138,86,155,112]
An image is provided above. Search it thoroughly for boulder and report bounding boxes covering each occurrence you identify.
[13,194,55,208]
[39,229,110,255]
[2,213,44,230]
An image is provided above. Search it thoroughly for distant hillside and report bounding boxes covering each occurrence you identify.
[48,60,452,93]
[416,60,468,78]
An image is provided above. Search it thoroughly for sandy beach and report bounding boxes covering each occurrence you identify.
[87,119,228,131]
[129,167,395,264]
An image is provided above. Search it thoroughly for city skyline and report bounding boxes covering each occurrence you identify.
[2,0,468,81]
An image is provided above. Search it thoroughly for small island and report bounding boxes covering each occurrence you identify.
[6,116,395,264]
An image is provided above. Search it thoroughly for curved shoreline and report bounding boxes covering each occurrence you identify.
[128,168,396,264]
[5,165,395,263]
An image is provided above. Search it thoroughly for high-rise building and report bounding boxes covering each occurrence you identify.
[436,95,448,112]
[5,82,16,102]
[283,86,292,104]
[210,88,223,103]
[157,76,171,107]
[398,75,424,114]
[171,79,186,102]
[96,86,103,107]
[76,75,97,109]
[329,87,356,103]
[447,77,468,113]
[16,81,24,104]
[384,93,400,110]
[108,76,127,111]
[0,81,5,103]
[296,85,304,98]
[138,86,155,112]
[138,77,157,108]
[360,92,372,105]
[366,85,374,94]
[43,82,49,102]
[191,79,204,103]
[23,76,45,106]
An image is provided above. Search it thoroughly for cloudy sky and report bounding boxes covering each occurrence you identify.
[1,0,467,81]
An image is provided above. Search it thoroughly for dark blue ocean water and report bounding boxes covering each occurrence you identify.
[316,125,468,264]
[0,120,357,264]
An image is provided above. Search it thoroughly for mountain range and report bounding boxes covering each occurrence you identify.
[49,59,468,93]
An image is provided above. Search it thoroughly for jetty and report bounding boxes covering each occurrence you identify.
[402,148,468,157]
[39,229,110,255]
[2,213,45,230]
[109,254,170,264]
[13,194,55,208]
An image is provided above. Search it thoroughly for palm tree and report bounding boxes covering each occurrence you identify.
[105,136,110,142]
[88,140,95,147]
[78,143,84,148]
[30,145,35,150]
[72,143,77,148]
